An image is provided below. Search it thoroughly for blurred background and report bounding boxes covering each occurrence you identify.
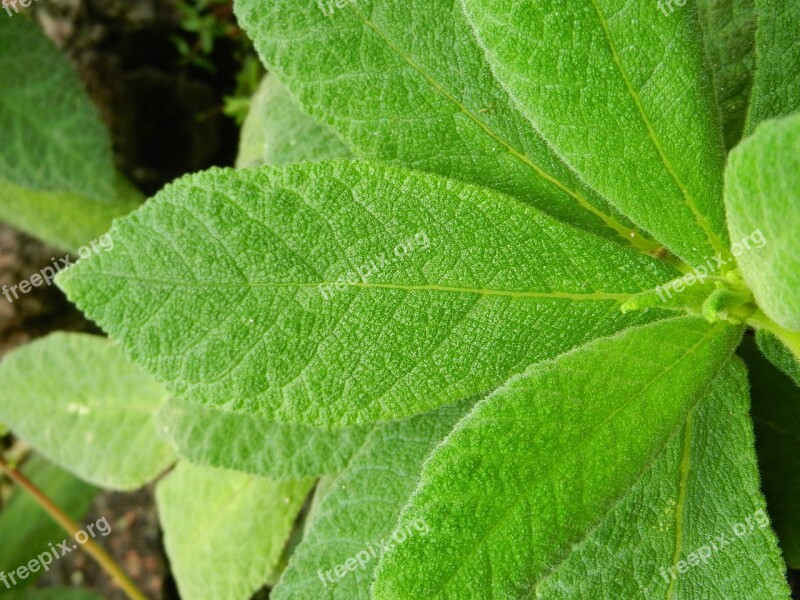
[0,1,262,597]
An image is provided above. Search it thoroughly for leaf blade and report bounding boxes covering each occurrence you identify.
[725,113,800,332]
[745,0,800,132]
[156,462,313,600]
[0,18,141,251]
[697,0,757,149]
[372,317,742,598]
[157,398,372,478]
[272,399,473,600]
[534,358,789,599]
[57,162,676,426]
[460,0,729,264]
[236,74,352,169]
[0,333,175,490]
[235,0,656,249]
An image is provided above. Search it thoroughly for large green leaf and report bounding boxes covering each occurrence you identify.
[745,0,800,133]
[158,398,371,478]
[0,18,141,251]
[697,0,757,149]
[236,74,352,168]
[0,333,175,490]
[460,0,729,265]
[57,162,675,427]
[272,399,472,600]
[372,317,742,598]
[235,0,658,251]
[156,461,313,600]
[533,358,789,598]
[0,456,97,591]
[741,335,800,568]
[724,113,800,334]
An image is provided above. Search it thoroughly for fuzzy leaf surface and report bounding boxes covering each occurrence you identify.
[756,330,800,386]
[460,0,729,264]
[156,462,313,600]
[235,0,655,249]
[0,333,175,490]
[533,359,789,598]
[725,113,800,331]
[697,0,756,149]
[746,0,800,132]
[0,18,113,202]
[372,317,742,598]
[57,162,674,427]
[272,399,473,600]
[236,74,352,169]
[0,173,142,253]
[0,18,141,251]
[158,398,372,478]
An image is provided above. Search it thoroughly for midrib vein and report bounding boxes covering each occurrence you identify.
[437,322,723,595]
[587,0,727,257]
[349,8,658,253]
[666,410,694,600]
[84,272,634,302]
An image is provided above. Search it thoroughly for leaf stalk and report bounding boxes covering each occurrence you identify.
[0,454,148,600]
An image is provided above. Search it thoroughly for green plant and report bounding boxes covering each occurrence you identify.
[171,0,265,123]
[0,18,142,253]
[171,0,237,72]
[1,1,799,598]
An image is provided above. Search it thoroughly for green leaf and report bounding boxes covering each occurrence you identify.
[0,333,175,490]
[460,0,729,265]
[236,74,352,168]
[272,399,473,600]
[0,17,113,202]
[0,172,142,254]
[372,317,742,598]
[745,0,800,133]
[57,162,675,427]
[740,335,800,568]
[0,456,97,590]
[756,330,800,386]
[156,461,314,600]
[533,358,789,598]
[235,0,658,251]
[157,398,371,478]
[724,113,800,333]
[697,0,757,149]
[0,18,141,251]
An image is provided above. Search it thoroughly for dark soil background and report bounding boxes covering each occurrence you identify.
[1,0,255,598]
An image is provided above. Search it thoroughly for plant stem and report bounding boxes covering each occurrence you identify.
[0,454,148,600]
